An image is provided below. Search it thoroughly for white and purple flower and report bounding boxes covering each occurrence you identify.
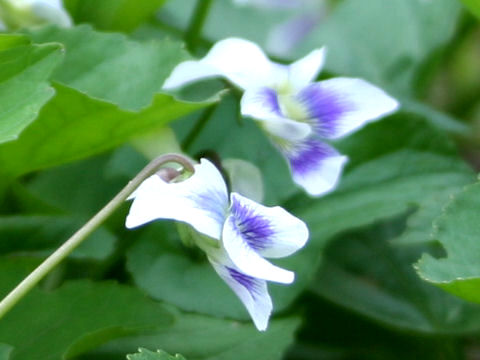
[163,38,399,196]
[126,158,308,331]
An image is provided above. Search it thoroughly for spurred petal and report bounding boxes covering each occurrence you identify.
[281,138,348,196]
[297,78,399,139]
[288,47,326,91]
[164,38,286,90]
[209,256,272,331]
[126,159,228,240]
[241,87,312,141]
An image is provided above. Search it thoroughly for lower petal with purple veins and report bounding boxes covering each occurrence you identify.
[209,256,272,331]
[281,138,348,196]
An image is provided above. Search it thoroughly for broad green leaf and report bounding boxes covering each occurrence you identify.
[0,83,216,177]
[0,259,173,360]
[25,152,132,217]
[65,0,167,32]
[127,348,186,360]
[460,0,480,19]
[294,0,461,95]
[25,25,190,111]
[0,34,63,144]
[0,215,115,260]
[90,310,300,360]
[126,222,249,320]
[310,224,480,334]
[416,182,480,303]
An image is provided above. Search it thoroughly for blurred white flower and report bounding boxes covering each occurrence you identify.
[232,0,326,56]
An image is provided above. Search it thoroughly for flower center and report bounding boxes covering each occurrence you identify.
[277,94,309,121]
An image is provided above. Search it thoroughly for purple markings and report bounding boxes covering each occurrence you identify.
[230,195,274,251]
[192,189,228,226]
[227,266,261,297]
[297,83,351,138]
[259,87,282,116]
[287,139,336,177]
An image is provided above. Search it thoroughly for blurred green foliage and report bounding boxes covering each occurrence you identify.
[0,0,480,359]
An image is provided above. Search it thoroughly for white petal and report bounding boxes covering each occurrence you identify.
[281,138,348,197]
[162,61,223,90]
[288,47,326,91]
[163,38,286,90]
[298,78,400,139]
[228,192,308,258]
[126,158,228,240]
[209,255,272,331]
[241,87,312,141]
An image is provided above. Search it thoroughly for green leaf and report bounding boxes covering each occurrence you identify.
[0,259,173,360]
[65,0,167,32]
[311,223,480,334]
[0,83,215,177]
[25,25,190,111]
[25,152,133,217]
[126,222,249,320]
[416,182,480,303]
[294,0,461,95]
[92,311,300,360]
[0,215,115,260]
[0,34,63,144]
[459,0,480,19]
[127,348,186,360]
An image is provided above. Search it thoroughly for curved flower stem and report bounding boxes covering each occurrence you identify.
[185,0,214,53]
[0,154,194,320]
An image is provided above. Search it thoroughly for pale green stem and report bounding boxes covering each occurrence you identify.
[0,153,194,320]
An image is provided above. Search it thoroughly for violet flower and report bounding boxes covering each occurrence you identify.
[126,159,308,331]
[163,38,399,196]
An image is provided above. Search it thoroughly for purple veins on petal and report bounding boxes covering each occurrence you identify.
[259,87,282,116]
[297,84,350,138]
[190,188,228,226]
[230,196,274,251]
[287,138,338,176]
[227,266,262,297]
